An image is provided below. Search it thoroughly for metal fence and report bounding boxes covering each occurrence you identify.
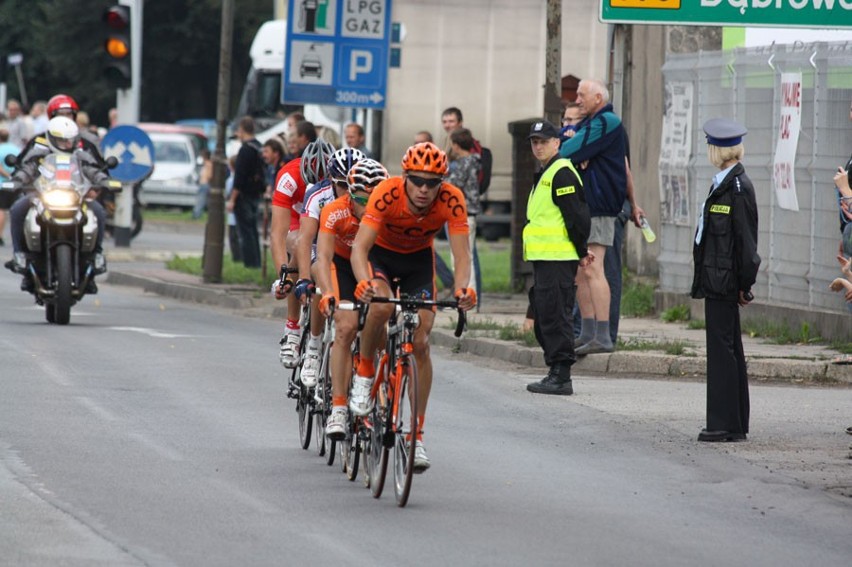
[659,42,852,313]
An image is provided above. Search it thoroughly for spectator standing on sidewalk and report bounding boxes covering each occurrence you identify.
[5,99,31,149]
[0,128,20,246]
[192,149,213,220]
[524,120,592,396]
[559,79,628,354]
[344,123,373,158]
[226,116,265,267]
[691,118,760,443]
[447,127,482,300]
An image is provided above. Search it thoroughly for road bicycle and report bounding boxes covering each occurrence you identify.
[364,293,466,507]
[279,266,324,454]
[313,298,364,468]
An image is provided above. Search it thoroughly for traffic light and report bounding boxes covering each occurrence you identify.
[103,4,131,89]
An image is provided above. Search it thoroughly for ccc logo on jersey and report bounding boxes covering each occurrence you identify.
[437,188,465,218]
[374,184,401,213]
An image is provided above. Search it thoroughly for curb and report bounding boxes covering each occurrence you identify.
[108,270,851,386]
[430,328,851,384]
[107,271,257,310]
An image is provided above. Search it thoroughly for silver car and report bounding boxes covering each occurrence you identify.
[141,131,203,208]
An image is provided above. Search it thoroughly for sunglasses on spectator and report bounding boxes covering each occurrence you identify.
[350,193,369,206]
[407,175,442,189]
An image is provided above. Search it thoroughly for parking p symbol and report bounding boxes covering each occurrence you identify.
[349,50,373,81]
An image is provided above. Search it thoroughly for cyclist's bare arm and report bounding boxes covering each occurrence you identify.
[314,232,336,315]
[296,216,319,281]
[270,205,292,271]
[351,224,379,284]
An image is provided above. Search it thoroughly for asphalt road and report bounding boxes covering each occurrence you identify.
[1,276,851,566]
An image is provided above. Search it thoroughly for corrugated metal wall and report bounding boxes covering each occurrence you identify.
[659,42,852,312]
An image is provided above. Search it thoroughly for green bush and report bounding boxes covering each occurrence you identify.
[661,304,690,322]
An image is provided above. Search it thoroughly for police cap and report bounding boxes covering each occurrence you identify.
[703,118,747,147]
[527,120,560,140]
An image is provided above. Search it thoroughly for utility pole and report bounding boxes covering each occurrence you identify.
[544,0,562,125]
[203,0,234,283]
[112,0,143,247]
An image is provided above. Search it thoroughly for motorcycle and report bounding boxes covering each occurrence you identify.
[1,152,119,325]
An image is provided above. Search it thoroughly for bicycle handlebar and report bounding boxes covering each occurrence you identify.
[369,296,467,338]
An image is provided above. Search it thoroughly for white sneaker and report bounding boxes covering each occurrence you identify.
[326,407,347,441]
[279,331,300,368]
[348,374,374,417]
[300,348,320,387]
[412,440,430,473]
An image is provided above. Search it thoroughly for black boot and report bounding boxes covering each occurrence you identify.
[527,363,573,395]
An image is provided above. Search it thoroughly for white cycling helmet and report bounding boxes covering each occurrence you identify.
[46,116,79,153]
[347,158,388,195]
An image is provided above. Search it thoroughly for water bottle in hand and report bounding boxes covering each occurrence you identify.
[639,216,656,243]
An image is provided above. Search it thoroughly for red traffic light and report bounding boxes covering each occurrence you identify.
[104,6,130,29]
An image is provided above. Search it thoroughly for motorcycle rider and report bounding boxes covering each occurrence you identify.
[15,94,106,169]
[4,116,111,293]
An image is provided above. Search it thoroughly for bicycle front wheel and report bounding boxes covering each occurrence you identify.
[368,356,390,499]
[393,355,418,507]
[316,341,333,459]
[295,329,312,450]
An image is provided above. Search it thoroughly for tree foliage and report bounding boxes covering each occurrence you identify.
[0,0,272,127]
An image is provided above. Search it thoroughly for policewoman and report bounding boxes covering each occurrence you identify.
[691,118,761,442]
[524,120,592,396]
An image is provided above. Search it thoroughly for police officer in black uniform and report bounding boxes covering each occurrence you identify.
[691,118,760,442]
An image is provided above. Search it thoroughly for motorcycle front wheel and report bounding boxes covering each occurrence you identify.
[54,244,73,325]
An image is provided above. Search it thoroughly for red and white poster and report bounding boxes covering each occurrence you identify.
[772,72,802,212]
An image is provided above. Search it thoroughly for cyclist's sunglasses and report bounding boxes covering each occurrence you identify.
[350,193,369,206]
[407,174,442,189]
[333,179,349,190]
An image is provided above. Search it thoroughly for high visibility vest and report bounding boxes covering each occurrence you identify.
[523,158,581,261]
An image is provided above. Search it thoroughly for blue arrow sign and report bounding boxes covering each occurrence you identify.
[100,126,155,183]
[283,0,392,109]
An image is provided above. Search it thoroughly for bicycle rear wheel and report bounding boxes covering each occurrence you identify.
[393,355,418,507]
[368,356,390,499]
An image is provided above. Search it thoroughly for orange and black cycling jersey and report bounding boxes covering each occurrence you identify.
[318,194,361,260]
[360,177,469,253]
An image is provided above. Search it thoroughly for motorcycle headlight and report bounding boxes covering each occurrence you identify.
[42,189,80,208]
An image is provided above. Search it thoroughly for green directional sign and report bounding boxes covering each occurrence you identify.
[600,0,852,29]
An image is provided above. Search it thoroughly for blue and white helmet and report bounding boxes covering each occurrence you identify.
[327,148,365,183]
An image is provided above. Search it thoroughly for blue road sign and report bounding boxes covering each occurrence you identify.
[101,126,154,183]
[283,0,392,109]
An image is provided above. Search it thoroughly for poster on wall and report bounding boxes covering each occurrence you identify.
[659,81,693,226]
[772,72,802,212]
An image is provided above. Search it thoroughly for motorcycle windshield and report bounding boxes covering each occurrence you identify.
[35,153,88,196]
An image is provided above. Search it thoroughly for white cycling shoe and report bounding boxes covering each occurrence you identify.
[326,407,347,441]
[279,332,300,368]
[412,440,430,473]
[300,348,320,387]
[348,374,374,417]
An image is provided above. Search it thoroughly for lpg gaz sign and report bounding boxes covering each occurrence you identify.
[284,0,392,108]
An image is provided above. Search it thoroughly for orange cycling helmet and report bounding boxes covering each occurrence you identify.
[401,142,448,175]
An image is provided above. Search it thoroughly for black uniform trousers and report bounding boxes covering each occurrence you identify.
[530,260,578,367]
[704,298,750,434]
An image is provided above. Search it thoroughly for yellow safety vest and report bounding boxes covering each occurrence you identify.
[523,158,581,261]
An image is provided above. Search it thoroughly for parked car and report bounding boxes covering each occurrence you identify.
[138,128,206,208]
[175,118,230,152]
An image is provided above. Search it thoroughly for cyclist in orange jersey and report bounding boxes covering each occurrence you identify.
[350,142,477,472]
[314,159,388,440]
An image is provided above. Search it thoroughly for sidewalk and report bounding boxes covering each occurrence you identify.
[105,255,852,386]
